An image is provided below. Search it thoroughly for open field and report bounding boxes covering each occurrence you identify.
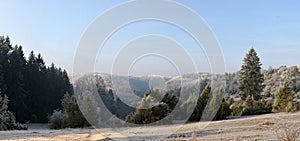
[0,112,299,141]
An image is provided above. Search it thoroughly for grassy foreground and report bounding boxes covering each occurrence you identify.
[0,112,299,141]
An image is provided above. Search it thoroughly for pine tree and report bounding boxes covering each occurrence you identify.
[61,93,89,128]
[205,88,231,121]
[0,62,3,95]
[0,36,12,97]
[24,51,46,122]
[189,84,211,121]
[273,81,296,112]
[213,99,231,121]
[238,48,264,101]
[0,95,27,130]
[125,90,174,125]
[161,93,178,110]
[6,45,27,122]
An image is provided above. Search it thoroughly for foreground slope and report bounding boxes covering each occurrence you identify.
[0,112,299,140]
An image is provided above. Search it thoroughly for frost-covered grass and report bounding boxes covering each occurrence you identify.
[0,112,299,141]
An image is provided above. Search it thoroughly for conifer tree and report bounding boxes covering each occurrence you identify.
[6,46,27,122]
[238,48,264,101]
[125,89,176,124]
[0,95,27,130]
[61,93,89,128]
[206,88,231,121]
[273,81,296,112]
[189,85,211,121]
[0,36,12,97]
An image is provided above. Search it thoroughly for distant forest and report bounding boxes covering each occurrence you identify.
[0,36,72,123]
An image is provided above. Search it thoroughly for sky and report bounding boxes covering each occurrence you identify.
[0,0,299,76]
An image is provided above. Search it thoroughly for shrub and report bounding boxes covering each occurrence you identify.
[48,110,67,129]
[230,104,243,116]
[48,93,90,129]
[241,96,272,116]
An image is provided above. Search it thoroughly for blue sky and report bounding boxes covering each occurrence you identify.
[0,0,299,75]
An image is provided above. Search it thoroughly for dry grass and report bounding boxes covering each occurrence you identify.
[273,120,300,141]
[0,112,300,140]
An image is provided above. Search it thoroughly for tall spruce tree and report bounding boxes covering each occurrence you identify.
[6,46,27,122]
[238,48,264,101]
[0,36,12,93]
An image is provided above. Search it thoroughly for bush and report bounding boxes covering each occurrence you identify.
[241,96,272,116]
[48,110,67,129]
[230,103,243,116]
[48,93,90,129]
[0,95,28,131]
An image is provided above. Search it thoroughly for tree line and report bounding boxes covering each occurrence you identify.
[0,36,72,123]
[126,47,300,124]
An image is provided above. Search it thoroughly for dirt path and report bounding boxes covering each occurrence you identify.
[0,112,299,141]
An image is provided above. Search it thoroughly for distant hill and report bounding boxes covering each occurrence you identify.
[71,65,300,103]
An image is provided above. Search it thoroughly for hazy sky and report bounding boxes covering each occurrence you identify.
[0,0,299,75]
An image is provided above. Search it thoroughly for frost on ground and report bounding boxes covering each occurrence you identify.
[0,112,299,141]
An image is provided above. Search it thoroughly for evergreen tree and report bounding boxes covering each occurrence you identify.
[125,90,175,125]
[24,51,46,122]
[189,84,211,121]
[0,55,3,96]
[289,66,300,92]
[205,88,232,121]
[273,81,296,112]
[61,93,89,128]
[238,48,264,101]
[6,46,27,122]
[24,53,72,122]
[213,99,231,121]
[125,102,171,125]
[242,94,272,115]
[0,36,12,96]
[161,93,178,110]
[0,95,27,130]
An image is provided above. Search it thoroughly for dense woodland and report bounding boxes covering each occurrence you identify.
[0,36,72,124]
[1,36,300,130]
